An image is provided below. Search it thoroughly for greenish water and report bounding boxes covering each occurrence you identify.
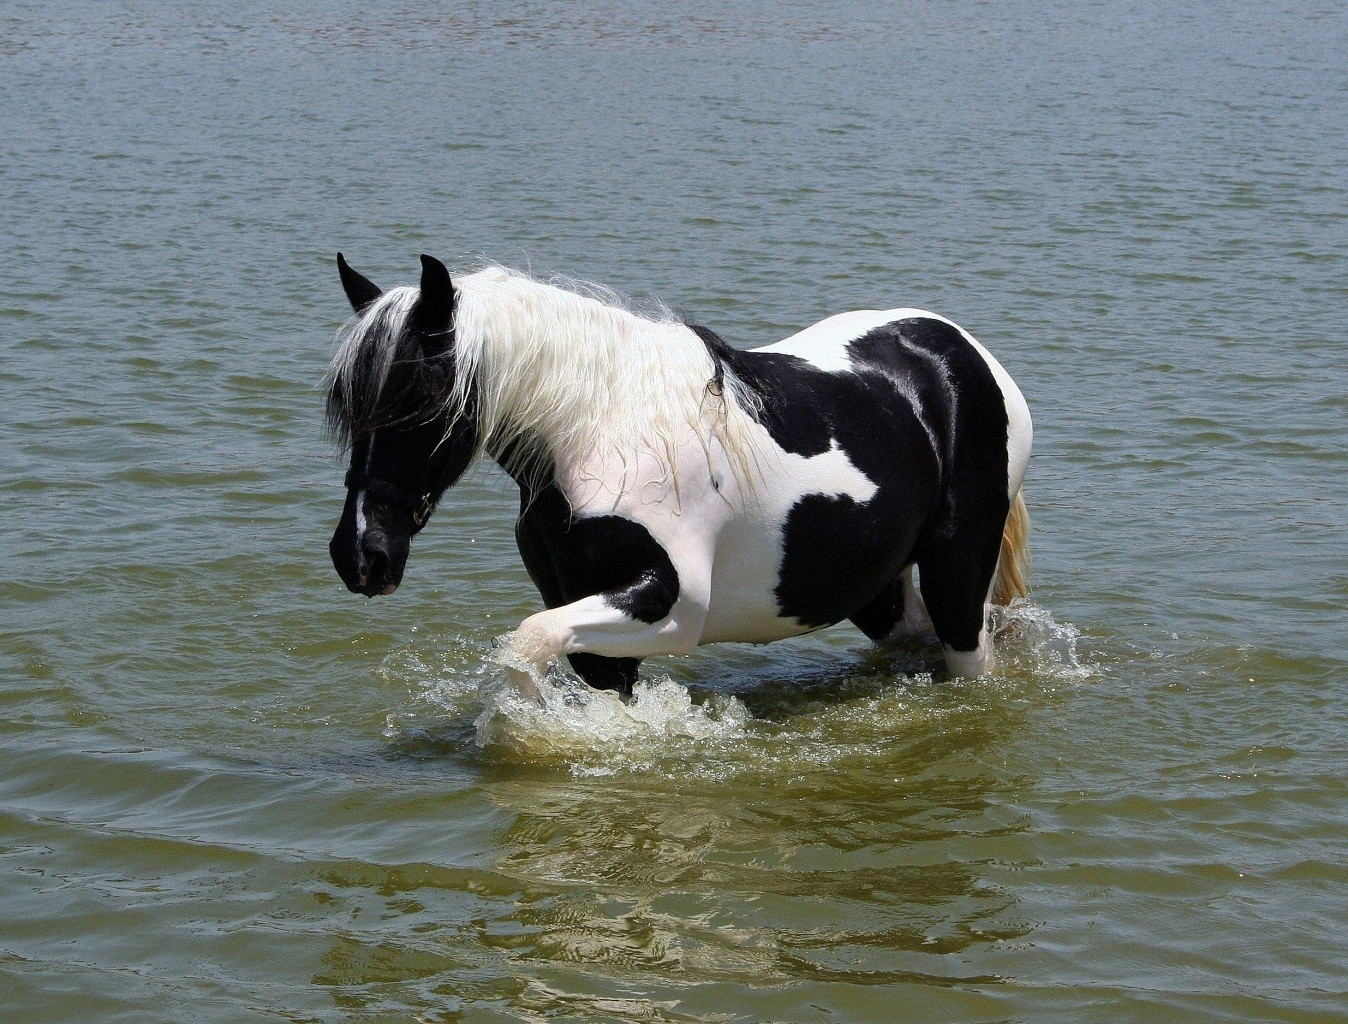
[3,2,1346,1021]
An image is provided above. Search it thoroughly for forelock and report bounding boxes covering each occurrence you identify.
[323,287,427,447]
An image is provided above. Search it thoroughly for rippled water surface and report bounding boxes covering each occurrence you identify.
[3,2,1346,1021]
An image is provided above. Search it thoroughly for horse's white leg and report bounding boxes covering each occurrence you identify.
[511,597,701,666]
[879,566,934,642]
[505,582,708,698]
[941,620,994,678]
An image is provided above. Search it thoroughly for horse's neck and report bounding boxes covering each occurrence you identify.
[462,274,762,501]
[487,429,552,492]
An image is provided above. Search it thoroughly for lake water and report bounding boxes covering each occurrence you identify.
[3,2,1346,1021]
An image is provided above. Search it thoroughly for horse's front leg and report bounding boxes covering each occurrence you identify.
[503,569,707,700]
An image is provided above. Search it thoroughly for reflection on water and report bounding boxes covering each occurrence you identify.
[317,606,1086,1016]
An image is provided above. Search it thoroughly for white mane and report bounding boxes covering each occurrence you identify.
[329,265,764,499]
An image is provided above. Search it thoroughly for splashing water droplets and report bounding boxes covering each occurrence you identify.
[473,634,750,763]
[378,602,1094,774]
[991,598,1096,682]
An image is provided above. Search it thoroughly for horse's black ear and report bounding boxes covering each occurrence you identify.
[413,254,455,355]
[337,252,382,313]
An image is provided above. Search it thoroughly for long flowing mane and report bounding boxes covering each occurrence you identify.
[326,265,764,497]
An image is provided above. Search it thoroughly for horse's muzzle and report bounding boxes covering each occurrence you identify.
[353,568,400,598]
[352,540,404,597]
[330,525,407,598]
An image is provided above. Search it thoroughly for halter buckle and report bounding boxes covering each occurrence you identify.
[411,495,435,529]
[345,470,436,530]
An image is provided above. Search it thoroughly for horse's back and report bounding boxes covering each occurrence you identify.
[752,307,940,368]
[753,307,1030,498]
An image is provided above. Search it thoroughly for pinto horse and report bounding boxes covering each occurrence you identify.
[326,254,1031,697]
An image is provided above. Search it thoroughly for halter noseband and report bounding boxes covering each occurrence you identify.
[344,469,436,530]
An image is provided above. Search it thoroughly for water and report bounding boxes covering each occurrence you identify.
[3,1,1346,1020]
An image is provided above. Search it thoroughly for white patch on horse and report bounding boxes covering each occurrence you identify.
[943,627,994,677]
[700,434,879,644]
[354,489,367,542]
[353,441,375,587]
[754,308,937,372]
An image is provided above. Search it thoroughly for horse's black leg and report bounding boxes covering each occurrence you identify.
[915,532,1002,676]
[850,578,903,642]
[567,653,640,698]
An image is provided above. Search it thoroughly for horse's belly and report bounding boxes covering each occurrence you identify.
[699,512,902,646]
[695,420,904,645]
[699,485,871,646]
[701,531,817,645]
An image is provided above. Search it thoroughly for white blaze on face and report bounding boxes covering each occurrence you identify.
[353,440,375,583]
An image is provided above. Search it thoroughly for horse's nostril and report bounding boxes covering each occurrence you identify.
[364,547,389,585]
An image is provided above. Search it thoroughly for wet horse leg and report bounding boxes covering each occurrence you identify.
[915,530,1003,678]
[566,653,640,697]
[504,565,705,699]
[849,565,933,643]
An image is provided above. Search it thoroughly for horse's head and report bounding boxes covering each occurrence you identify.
[325,254,478,597]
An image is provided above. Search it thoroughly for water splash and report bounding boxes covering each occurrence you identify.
[990,598,1097,682]
[380,602,1094,773]
[472,634,749,764]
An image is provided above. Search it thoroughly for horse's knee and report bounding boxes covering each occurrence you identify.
[655,616,703,656]
[511,612,568,671]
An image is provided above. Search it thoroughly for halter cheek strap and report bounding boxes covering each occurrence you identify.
[344,469,437,530]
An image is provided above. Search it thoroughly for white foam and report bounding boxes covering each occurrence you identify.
[989,598,1097,682]
[472,637,749,763]
[377,601,1095,775]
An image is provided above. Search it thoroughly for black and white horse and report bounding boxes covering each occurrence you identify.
[326,254,1032,699]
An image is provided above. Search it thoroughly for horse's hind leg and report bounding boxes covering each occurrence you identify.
[916,532,1003,677]
[850,566,933,644]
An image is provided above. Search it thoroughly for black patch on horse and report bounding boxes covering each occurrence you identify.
[848,318,1012,652]
[514,484,680,694]
[689,324,834,457]
[695,317,1010,641]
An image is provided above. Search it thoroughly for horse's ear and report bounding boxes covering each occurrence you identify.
[413,254,455,356]
[337,253,382,313]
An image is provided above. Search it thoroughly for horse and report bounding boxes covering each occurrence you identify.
[325,253,1032,699]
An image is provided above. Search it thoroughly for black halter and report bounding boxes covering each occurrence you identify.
[344,469,436,530]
